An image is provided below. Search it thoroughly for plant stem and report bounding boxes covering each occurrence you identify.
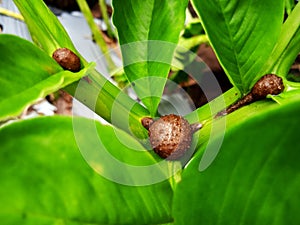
[76,0,117,72]
[215,93,253,117]
[0,7,24,21]
[64,68,150,138]
[216,74,284,117]
[13,0,146,136]
[98,0,115,39]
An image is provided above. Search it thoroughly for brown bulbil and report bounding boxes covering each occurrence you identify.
[251,74,284,100]
[52,48,81,72]
[216,74,284,117]
[141,114,202,160]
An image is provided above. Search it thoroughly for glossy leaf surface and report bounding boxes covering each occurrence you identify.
[0,34,93,121]
[174,98,300,225]
[112,0,189,115]
[191,0,284,94]
[0,116,173,224]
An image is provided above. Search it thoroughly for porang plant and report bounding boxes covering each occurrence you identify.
[0,0,299,224]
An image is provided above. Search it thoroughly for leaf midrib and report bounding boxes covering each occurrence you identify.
[217,0,246,93]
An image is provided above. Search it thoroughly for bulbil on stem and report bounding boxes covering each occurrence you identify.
[141,114,202,160]
[52,48,81,72]
[217,74,284,117]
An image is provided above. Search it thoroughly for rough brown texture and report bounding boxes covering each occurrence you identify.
[141,117,153,130]
[52,48,81,72]
[216,74,284,117]
[251,74,284,100]
[142,114,202,160]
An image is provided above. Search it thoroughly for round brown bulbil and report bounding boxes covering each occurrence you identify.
[216,74,284,117]
[142,114,202,160]
[251,74,284,100]
[52,48,81,72]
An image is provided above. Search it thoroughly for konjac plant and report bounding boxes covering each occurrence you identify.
[0,0,299,224]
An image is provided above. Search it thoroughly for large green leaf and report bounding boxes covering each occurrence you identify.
[0,116,173,225]
[0,34,94,121]
[112,0,189,115]
[173,98,300,224]
[191,0,284,94]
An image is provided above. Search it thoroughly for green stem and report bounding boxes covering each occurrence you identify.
[98,0,115,39]
[286,80,300,90]
[76,0,117,72]
[0,7,24,21]
[64,68,150,138]
[13,0,147,137]
[178,34,209,50]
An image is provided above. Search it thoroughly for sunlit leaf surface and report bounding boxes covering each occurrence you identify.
[192,0,284,94]
[112,0,189,115]
[174,98,300,225]
[0,116,173,225]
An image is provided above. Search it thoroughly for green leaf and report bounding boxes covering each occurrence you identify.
[270,88,300,105]
[112,0,189,115]
[13,0,151,137]
[0,34,94,121]
[285,0,295,15]
[191,0,284,94]
[173,98,300,225]
[259,3,300,80]
[0,116,173,225]
[13,0,80,59]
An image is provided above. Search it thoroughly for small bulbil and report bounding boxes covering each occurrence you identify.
[142,114,202,160]
[251,74,284,100]
[216,74,284,117]
[52,48,81,72]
